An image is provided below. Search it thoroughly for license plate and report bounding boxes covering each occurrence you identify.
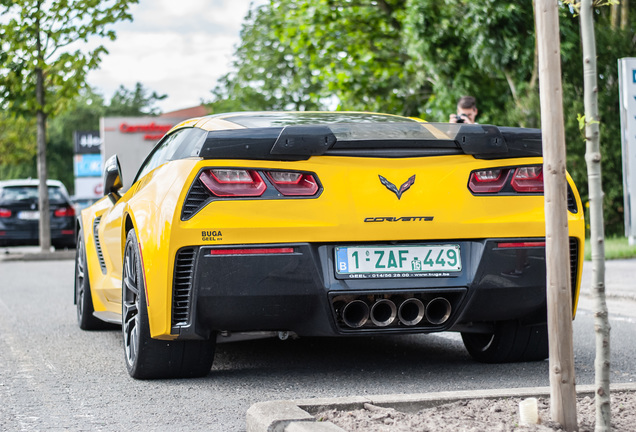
[18,211,40,220]
[335,244,461,278]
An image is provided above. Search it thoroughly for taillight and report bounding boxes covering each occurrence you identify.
[54,206,75,217]
[0,208,11,218]
[265,171,319,196]
[511,166,544,193]
[199,169,266,197]
[469,165,544,194]
[468,169,509,193]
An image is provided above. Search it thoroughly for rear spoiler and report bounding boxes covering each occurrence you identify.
[198,122,542,161]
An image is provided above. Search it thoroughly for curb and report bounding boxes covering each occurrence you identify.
[0,250,76,262]
[246,383,636,432]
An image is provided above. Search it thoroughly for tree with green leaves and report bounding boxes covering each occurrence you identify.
[0,0,138,251]
[209,0,428,116]
[106,82,167,116]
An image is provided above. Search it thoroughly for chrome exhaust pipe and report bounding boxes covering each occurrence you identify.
[370,299,397,327]
[398,298,425,326]
[425,297,452,325]
[342,300,370,328]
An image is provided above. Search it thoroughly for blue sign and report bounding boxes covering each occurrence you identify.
[75,154,102,177]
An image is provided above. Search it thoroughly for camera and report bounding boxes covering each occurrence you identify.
[455,114,468,124]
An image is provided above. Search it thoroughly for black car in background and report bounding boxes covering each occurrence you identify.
[0,179,76,248]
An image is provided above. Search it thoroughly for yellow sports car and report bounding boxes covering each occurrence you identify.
[74,112,584,379]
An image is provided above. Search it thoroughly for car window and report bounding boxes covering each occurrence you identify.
[135,128,207,182]
[0,186,67,203]
[226,112,419,128]
[135,133,179,181]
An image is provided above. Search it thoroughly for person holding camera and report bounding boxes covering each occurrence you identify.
[449,95,478,124]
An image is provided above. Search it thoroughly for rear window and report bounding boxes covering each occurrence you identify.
[0,186,67,204]
[224,112,418,128]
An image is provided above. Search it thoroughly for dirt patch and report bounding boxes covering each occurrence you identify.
[316,392,633,431]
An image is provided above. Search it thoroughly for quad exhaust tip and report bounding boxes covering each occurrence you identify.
[370,299,397,327]
[425,297,452,325]
[398,298,425,326]
[339,296,452,328]
[342,300,369,328]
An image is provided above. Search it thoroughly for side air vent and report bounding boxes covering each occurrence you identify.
[172,248,197,328]
[569,237,579,309]
[181,178,212,220]
[567,185,578,213]
[93,216,107,274]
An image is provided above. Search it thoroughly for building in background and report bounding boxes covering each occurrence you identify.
[94,105,209,191]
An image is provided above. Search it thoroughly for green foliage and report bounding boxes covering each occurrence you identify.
[215,0,635,236]
[209,0,429,117]
[0,113,36,165]
[0,0,139,117]
[0,0,139,197]
[0,113,37,180]
[0,83,165,193]
[106,83,167,116]
[585,237,636,260]
[561,10,633,236]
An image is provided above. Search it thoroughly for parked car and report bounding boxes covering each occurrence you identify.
[74,111,585,379]
[0,178,76,248]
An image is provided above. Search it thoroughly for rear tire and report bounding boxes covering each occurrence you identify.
[122,229,215,379]
[75,227,112,330]
[461,320,548,363]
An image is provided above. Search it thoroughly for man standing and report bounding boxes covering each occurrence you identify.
[449,96,478,124]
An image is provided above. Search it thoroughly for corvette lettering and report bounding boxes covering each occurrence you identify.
[364,216,434,222]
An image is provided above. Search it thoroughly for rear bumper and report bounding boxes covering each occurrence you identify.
[0,222,75,246]
[170,238,581,340]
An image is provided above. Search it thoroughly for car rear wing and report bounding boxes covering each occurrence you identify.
[198,122,542,161]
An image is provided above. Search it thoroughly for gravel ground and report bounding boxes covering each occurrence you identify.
[316,391,634,431]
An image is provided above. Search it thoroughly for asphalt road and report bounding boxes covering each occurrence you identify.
[0,258,634,432]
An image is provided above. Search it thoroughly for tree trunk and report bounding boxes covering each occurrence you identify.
[534,1,578,431]
[35,3,51,252]
[611,1,620,29]
[621,0,629,30]
[580,1,611,431]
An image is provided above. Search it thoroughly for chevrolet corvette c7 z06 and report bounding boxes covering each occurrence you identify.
[74,112,584,379]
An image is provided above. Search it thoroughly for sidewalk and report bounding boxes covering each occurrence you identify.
[246,383,636,432]
[580,258,636,300]
[0,246,75,261]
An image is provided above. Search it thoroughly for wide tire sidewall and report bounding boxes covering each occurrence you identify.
[75,227,106,330]
[461,321,548,363]
[123,229,158,378]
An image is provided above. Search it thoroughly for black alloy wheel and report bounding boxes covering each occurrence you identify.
[461,320,549,363]
[75,227,111,330]
[122,229,216,379]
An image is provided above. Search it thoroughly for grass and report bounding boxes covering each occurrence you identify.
[584,236,636,260]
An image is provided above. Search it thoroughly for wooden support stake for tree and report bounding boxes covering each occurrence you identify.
[580,0,611,430]
[534,1,578,431]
